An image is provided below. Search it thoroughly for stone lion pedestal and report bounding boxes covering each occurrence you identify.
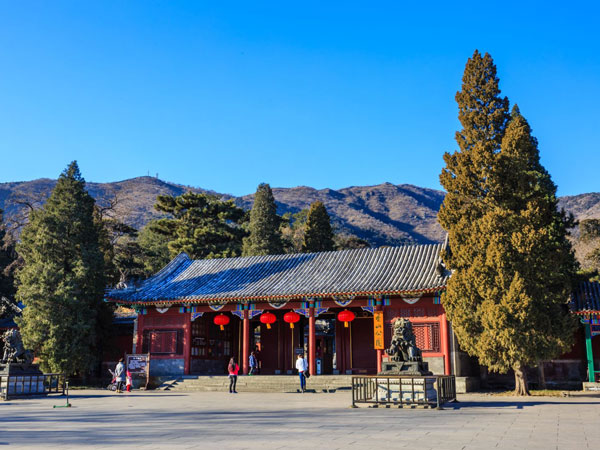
[375,358,437,403]
[0,363,46,398]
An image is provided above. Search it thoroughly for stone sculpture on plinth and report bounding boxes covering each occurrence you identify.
[379,318,432,376]
[1,298,45,398]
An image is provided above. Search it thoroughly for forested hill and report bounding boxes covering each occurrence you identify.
[0,176,598,247]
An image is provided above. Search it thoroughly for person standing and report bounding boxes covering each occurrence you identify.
[249,351,258,376]
[114,358,125,393]
[228,357,239,393]
[125,369,132,392]
[296,353,308,393]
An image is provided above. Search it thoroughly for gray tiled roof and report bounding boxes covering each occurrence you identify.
[570,281,600,313]
[106,244,449,304]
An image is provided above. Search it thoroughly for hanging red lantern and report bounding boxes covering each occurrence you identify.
[260,311,277,329]
[283,311,300,329]
[338,310,355,328]
[213,314,230,331]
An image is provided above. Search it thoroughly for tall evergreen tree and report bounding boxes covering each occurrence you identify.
[438,50,511,384]
[439,54,577,395]
[302,201,335,253]
[16,162,108,375]
[0,208,16,302]
[150,192,247,259]
[243,183,283,256]
[440,50,510,228]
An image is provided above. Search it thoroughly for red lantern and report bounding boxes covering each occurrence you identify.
[260,312,277,329]
[213,314,230,331]
[338,310,355,328]
[283,311,300,329]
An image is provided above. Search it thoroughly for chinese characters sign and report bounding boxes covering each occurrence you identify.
[373,311,384,349]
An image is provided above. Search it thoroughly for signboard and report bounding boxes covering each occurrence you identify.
[126,353,150,389]
[126,354,150,375]
[373,311,384,349]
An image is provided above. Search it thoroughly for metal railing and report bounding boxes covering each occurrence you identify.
[351,375,456,409]
[0,373,66,401]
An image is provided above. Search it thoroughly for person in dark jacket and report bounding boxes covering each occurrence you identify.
[228,357,239,393]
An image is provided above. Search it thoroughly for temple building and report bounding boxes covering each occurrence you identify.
[105,244,452,377]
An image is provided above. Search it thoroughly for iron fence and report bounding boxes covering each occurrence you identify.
[351,374,456,409]
[0,373,66,400]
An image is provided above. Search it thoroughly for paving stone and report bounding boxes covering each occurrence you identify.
[0,391,599,448]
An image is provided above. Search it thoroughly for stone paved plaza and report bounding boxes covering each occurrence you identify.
[1,390,599,449]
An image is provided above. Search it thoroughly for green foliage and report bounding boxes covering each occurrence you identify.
[150,191,247,259]
[15,162,111,375]
[334,234,371,250]
[242,183,283,256]
[302,201,335,253]
[281,209,308,253]
[0,209,17,302]
[138,222,172,275]
[103,221,145,285]
[580,219,600,242]
[439,53,577,394]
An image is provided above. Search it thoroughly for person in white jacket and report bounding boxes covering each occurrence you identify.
[114,358,125,393]
[296,354,308,393]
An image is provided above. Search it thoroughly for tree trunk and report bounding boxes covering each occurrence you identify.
[514,362,530,396]
[479,365,489,389]
[537,362,546,389]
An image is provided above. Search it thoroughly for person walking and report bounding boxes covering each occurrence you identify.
[296,353,308,393]
[114,358,125,393]
[249,351,258,376]
[228,357,239,393]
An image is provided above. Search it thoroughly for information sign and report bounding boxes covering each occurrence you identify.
[126,353,150,389]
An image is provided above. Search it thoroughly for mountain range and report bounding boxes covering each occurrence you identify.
[0,176,598,249]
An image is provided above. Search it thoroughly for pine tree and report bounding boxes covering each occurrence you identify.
[150,192,247,259]
[15,162,108,375]
[302,201,335,253]
[138,222,172,275]
[243,183,283,256]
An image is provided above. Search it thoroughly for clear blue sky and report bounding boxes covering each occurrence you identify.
[1,2,598,196]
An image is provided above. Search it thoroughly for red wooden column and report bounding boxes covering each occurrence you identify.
[135,313,144,353]
[183,311,192,375]
[376,304,383,374]
[440,312,451,375]
[242,308,250,375]
[308,305,316,375]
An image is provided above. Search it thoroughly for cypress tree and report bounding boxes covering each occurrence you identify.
[302,201,335,253]
[243,183,283,256]
[440,58,577,395]
[16,162,108,375]
[0,208,16,301]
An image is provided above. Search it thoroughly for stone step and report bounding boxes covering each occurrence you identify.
[166,375,352,393]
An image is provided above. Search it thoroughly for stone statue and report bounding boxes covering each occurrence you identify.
[1,329,33,364]
[379,318,431,375]
[386,318,422,362]
[0,296,22,320]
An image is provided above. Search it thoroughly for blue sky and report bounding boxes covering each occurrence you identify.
[0,2,598,196]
